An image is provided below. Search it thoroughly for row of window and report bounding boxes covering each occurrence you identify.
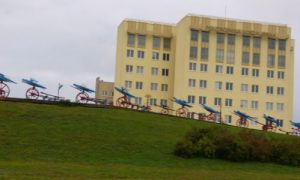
[188,79,285,95]
[189,63,285,79]
[187,96,285,112]
[190,47,286,67]
[127,34,171,49]
[190,30,287,50]
[127,49,171,61]
[125,65,169,76]
[124,80,169,92]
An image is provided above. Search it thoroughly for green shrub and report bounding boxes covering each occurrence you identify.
[174,139,196,158]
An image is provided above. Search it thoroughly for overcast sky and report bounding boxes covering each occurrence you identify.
[0,0,299,120]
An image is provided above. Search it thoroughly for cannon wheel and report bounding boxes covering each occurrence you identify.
[116,96,129,108]
[207,114,215,121]
[26,87,39,100]
[0,82,10,99]
[293,128,300,136]
[176,107,187,117]
[76,92,89,103]
[236,118,249,128]
[161,109,169,115]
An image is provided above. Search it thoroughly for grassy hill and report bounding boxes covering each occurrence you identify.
[0,101,299,179]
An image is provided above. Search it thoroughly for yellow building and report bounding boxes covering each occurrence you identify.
[95,77,114,104]
[114,14,294,132]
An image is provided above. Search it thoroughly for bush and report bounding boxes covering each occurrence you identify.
[174,139,196,158]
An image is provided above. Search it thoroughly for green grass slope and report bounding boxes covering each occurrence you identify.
[0,101,299,179]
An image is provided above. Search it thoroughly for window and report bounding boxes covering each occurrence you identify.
[135,97,142,105]
[160,99,168,106]
[242,68,249,76]
[127,33,135,46]
[240,100,248,108]
[242,52,250,65]
[200,64,208,72]
[266,102,273,111]
[188,95,195,104]
[126,65,133,73]
[268,54,275,67]
[217,33,225,44]
[268,38,276,49]
[136,66,144,74]
[150,83,158,91]
[278,71,285,79]
[189,63,197,71]
[151,67,159,76]
[253,37,261,48]
[253,53,260,65]
[251,101,259,110]
[137,51,145,59]
[163,38,171,49]
[252,69,259,77]
[201,47,209,60]
[243,36,250,47]
[252,85,259,93]
[162,69,169,76]
[135,82,143,89]
[224,115,232,124]
[199,80,207,88]
[277,87,284,96]
[226,66,234,74]
[226,82,233,91]
[277,103,284,112]
[277,119,284,127]
[199,96,206,104]
[202,31,209,42]
[153,36,160,49]
[265,70,273,79]
[228,34,235,45]
[225,99,233,107]
[216,49,224,62]
[216,65,223,73]
[227,50,235,63]
[125,80,132,88]
[127,49,134,57]
[152,52,159,60]
[241,84,248,92]
[188,79,196,88]
[161,84,168,92]
[138,35,146,47]
[214,98,222,106]
[278,56,286,67]
[266,86,274,95]
[190,46,198,59]
[163,53,170,61]
[279,39,286,51]
[191,30,198,41]
[150,98,157,106]
[215,81,222,90]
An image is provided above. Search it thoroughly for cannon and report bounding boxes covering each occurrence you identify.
[171,97,192,117]
[22,78,46,100]
[290,121,300,136]
[0,73,16,99]
[262,114,278,132]
[154,104,175,115]
[114,87,137,108]
[233,111,256,128]
[72,84,103,104]
[199,104,221,122]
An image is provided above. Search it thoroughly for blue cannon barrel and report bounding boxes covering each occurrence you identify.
[234,110,256,121]
[114,87,137,99]
[290,121,300,128]
[0,73,16,84]
[200,104,220,114]
[22,78,46,89]
[263,114,278,124]
[173,97,192,108]
[72,84,95,93]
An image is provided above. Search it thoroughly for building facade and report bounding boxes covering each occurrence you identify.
[114,14,294,132]
[95,77,114,104]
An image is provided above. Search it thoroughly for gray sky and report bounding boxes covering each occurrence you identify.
[0,0,299,120]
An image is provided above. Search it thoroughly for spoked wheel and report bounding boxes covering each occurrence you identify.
[236,118,249,128]
[0,82,10,99]
[293,129,300,136]
[176,108,188,117]
[26,87,39,100]
[76,92,89,103]
[116,97,129,108]
[161,109,169,115]
[207,114,215,121]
